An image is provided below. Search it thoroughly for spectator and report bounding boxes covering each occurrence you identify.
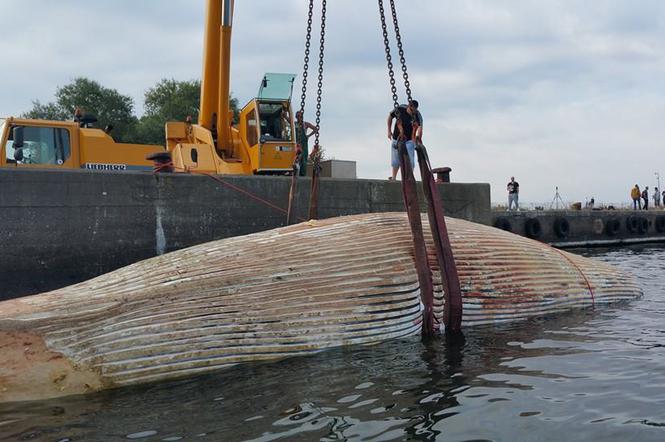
[654,187,661,208]
[631,184,641,210]
[280,105,292,140]
[294,111,318,177]
[642,186,649,210]
[507,177,520,211]
[73,107,82,122]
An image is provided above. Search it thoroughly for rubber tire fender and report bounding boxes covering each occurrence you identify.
[493,217,512,232]
[638,217,649,234]
[626,215,639,233]
[592,218,604,235]
[524,218,542,239]
[553,217,570,239]
[655,216,665,233]
[605,218,620,236]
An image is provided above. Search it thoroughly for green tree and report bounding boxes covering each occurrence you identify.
[22,77,138,142]
[22,77,241,146]
[136,78,240,145]
[22,100,68,121]
[135,79,201,145]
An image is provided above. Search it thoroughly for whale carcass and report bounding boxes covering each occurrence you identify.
[0,213,641,402]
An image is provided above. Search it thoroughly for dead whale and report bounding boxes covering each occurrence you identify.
[0,213,641,402]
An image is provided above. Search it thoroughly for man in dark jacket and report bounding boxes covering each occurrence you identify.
[387,100,423,180]
[507,177,520,211]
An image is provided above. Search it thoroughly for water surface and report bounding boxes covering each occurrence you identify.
[1,245,664,441]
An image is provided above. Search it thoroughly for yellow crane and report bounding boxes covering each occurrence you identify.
[0,116,162,171]
[165,0,298,175]
[0,0,298,175]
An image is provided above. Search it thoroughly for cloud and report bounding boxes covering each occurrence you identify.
[2,0,665,205]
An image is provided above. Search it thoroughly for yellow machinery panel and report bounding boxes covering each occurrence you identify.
[0,117,162,171]
[259,142,296,172]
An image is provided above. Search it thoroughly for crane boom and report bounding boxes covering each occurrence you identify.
[165,0,297,175]
[199,0,222,132]
[200,0,234,155]
[217,0,234,154]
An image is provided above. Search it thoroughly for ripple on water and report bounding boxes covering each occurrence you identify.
[1,245,665,441]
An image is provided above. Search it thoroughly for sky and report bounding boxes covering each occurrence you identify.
[2,0,665,206]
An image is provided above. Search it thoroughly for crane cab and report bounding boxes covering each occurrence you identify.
[239,73,297,174]
[167,73,298,176]
[0,117,162,171]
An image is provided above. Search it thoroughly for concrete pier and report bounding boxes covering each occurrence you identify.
[492,210,665,248]
[0,169,490,299]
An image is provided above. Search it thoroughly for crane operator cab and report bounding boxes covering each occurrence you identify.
[168,73,298,175]
[238,73,297,174]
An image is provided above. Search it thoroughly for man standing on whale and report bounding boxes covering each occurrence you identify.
[387,100,423,180]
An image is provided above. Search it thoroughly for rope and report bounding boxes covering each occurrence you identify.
[152,162,307,223]
[548,245,596,305]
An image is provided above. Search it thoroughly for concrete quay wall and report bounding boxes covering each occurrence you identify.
[0,169,490,299]
[492,210,665,248]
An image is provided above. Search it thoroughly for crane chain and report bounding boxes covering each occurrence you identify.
[389,0,412,101]
[299,0,314,120]
[313,0,327,158]
[378,0,399,109]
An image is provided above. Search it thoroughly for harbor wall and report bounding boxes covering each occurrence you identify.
[492,210,665,248]
[0,169,491,299]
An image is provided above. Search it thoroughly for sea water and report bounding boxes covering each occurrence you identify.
[1,245,664,441]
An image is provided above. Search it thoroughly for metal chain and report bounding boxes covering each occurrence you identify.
[378,0,399,109]
[299,0,315,120]
[389,0,412,101]
[313,0,327,157]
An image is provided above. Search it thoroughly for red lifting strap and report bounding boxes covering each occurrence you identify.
[397,141,437,337]
[416,144,463,334]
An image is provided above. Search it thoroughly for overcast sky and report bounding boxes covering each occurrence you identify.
[2,0,665,206]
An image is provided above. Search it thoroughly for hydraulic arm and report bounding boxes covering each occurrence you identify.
[199,0,233,156]
[165,0,297,175]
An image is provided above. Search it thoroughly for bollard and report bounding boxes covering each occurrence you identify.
[431,167,452,183]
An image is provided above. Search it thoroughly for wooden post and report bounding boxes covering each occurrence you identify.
[286,155,299,225]
[308,149,321,220]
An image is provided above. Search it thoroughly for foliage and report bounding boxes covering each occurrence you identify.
[135,79,202,145]
[22,100,67,121]
[23,78,138,142]
[23,77,241,146]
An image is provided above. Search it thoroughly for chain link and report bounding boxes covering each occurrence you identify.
[313,0,327,157]
[389,0,412,101]
[378,0,399,109]
[299,0,314,120]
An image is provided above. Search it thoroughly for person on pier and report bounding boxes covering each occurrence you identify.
[507,177,520,211]
[295,111,318,177]
[631,184,641,210]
